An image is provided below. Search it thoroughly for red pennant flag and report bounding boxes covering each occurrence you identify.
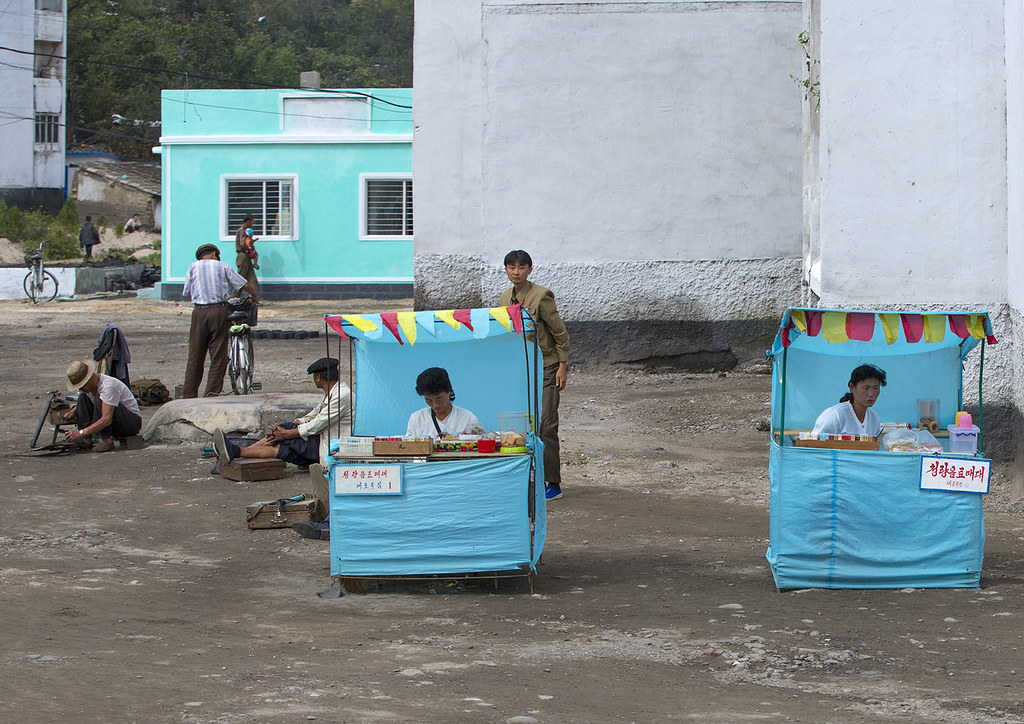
[845,312,875,342]
[324,316,348,340]
[380,312,404,344]
[781,324,792,348]
[948,315,970,339]
[508,304,523,334]
[452,308,473,331]
[901,314,924,343]
[805,310,823,337]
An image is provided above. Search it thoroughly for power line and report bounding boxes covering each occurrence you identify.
[0,44,413,109]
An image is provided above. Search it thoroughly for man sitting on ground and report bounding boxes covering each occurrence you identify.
[212,358,351,535]
[64,359,143,453]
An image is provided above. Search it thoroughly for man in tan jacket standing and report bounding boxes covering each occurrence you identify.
[499,250,570,500]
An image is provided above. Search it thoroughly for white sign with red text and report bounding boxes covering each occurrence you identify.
[919,456,990,494]
[333,465,403,495]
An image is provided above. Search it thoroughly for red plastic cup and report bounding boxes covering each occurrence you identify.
[477,439,496,453]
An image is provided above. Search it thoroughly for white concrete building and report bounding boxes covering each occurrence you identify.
[0,0,67,212]
[413,0,805,368]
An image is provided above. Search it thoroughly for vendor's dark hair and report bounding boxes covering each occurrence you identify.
[416,367,456,401]
[504,249,533,267]
[839,364,887,403]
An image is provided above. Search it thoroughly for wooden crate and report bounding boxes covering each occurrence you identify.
[220,458,285,481]
[245,498,317,529]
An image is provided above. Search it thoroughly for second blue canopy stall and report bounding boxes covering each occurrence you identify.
[767,308,996,589]
[321,305,546,585]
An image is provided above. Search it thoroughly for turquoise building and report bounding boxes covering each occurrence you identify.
[156,88,413,300]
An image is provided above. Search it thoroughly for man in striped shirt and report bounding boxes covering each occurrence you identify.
[181,244,259,398]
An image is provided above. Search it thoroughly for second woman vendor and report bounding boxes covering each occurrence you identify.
[812,364,887,437]
[406,367,482,438]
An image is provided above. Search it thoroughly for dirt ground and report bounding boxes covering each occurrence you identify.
[2,297,1024,724]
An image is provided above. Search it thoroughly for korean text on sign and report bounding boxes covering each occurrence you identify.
[919,456,990,494]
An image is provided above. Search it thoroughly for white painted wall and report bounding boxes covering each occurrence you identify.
[0,267,76,300]
[414,0,804,320]
[811,0,1006,306]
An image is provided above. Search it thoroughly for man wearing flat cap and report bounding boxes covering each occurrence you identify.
[181,243,259,398]
[64,359,143,452]
[213,357,351,493]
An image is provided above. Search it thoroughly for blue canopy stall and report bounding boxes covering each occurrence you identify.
[766,309,997,589]
[322,305,546,588]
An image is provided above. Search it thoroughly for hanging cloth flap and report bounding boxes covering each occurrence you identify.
[397,312,417,346]
[901,313,924,343]
[948,314,970,339]
[821,312,850,343]
[416,310,439,337]
[380,313,404,344]
[435,310,461,330]
[923,314,946,343]
[324,316,349,340]
[452,309,473,330]
[845,312,875,342]
[879,313,900,345]
[490,306,513,332]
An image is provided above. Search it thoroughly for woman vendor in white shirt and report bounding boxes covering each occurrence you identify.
[812,364,887,437]
[407,367,482,438]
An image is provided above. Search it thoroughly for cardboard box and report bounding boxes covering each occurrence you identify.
[372,439,432,456]
[220,458,285,481]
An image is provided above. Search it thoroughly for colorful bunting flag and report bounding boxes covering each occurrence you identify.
[923,314,946,343]
[805,310,822,337]
[901,314,924,343]
[490,306,513,332]
[435,310,461,329]
[948,315,969,339]
[879,313,900,345]
[470,308,491,339]
[845,312,875,342]
[397,312,417,346]
[380,312,403,344]
[821,312,850,343]
[415,310,438,337]
[452,308,473,330]
[324,316,348,340]
[508,304,524,334]
[341,314,378,333]
[790,309,807,333]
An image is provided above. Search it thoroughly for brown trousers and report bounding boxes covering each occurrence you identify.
[540,362,561,485]
[183,304,230,398]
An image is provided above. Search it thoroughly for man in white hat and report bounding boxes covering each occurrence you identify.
[64,359,142,452]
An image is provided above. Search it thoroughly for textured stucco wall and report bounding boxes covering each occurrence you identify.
[413,0,804,364]
[812,1,1006,305]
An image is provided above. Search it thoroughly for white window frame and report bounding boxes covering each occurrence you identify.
[359,173,413,241]
[220,174,299,242]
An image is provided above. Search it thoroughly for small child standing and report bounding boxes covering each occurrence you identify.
[242,227,259,270]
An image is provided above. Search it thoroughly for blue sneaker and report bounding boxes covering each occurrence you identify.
[545,484,563,500]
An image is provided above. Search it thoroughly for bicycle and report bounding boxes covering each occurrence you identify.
[23,240,58,304]
[227,296,261,394]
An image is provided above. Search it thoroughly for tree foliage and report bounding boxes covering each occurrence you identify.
[67,0,413,157]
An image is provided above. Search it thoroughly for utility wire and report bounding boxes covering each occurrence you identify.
[0,44,413,109]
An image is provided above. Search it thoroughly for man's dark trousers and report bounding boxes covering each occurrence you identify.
[183,304,230,398]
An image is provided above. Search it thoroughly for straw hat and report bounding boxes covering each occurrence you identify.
[66,359,96,391]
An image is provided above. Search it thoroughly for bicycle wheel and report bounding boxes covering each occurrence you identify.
[238,336,254,394]
[23,271,37,303]
[228,337,242,395]
[37,271,58,302]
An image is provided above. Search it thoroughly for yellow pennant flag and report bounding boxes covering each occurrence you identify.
[821,312,850,343]
[966,314,986,340]
[923,314,946,343]
[341,314,378,332]
[397,312,417,346]
[434,310,461,329]
[790,309,807,333]
[879,313,900,345]
[490,306,513,332]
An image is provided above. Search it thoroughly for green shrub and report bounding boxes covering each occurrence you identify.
[114,223,124,238]
[97,212,107,230]
[0,199,81,260]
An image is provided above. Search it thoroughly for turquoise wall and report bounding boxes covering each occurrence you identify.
[160,89,413,284]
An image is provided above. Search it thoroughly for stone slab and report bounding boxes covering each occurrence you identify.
[142,393,325,444]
